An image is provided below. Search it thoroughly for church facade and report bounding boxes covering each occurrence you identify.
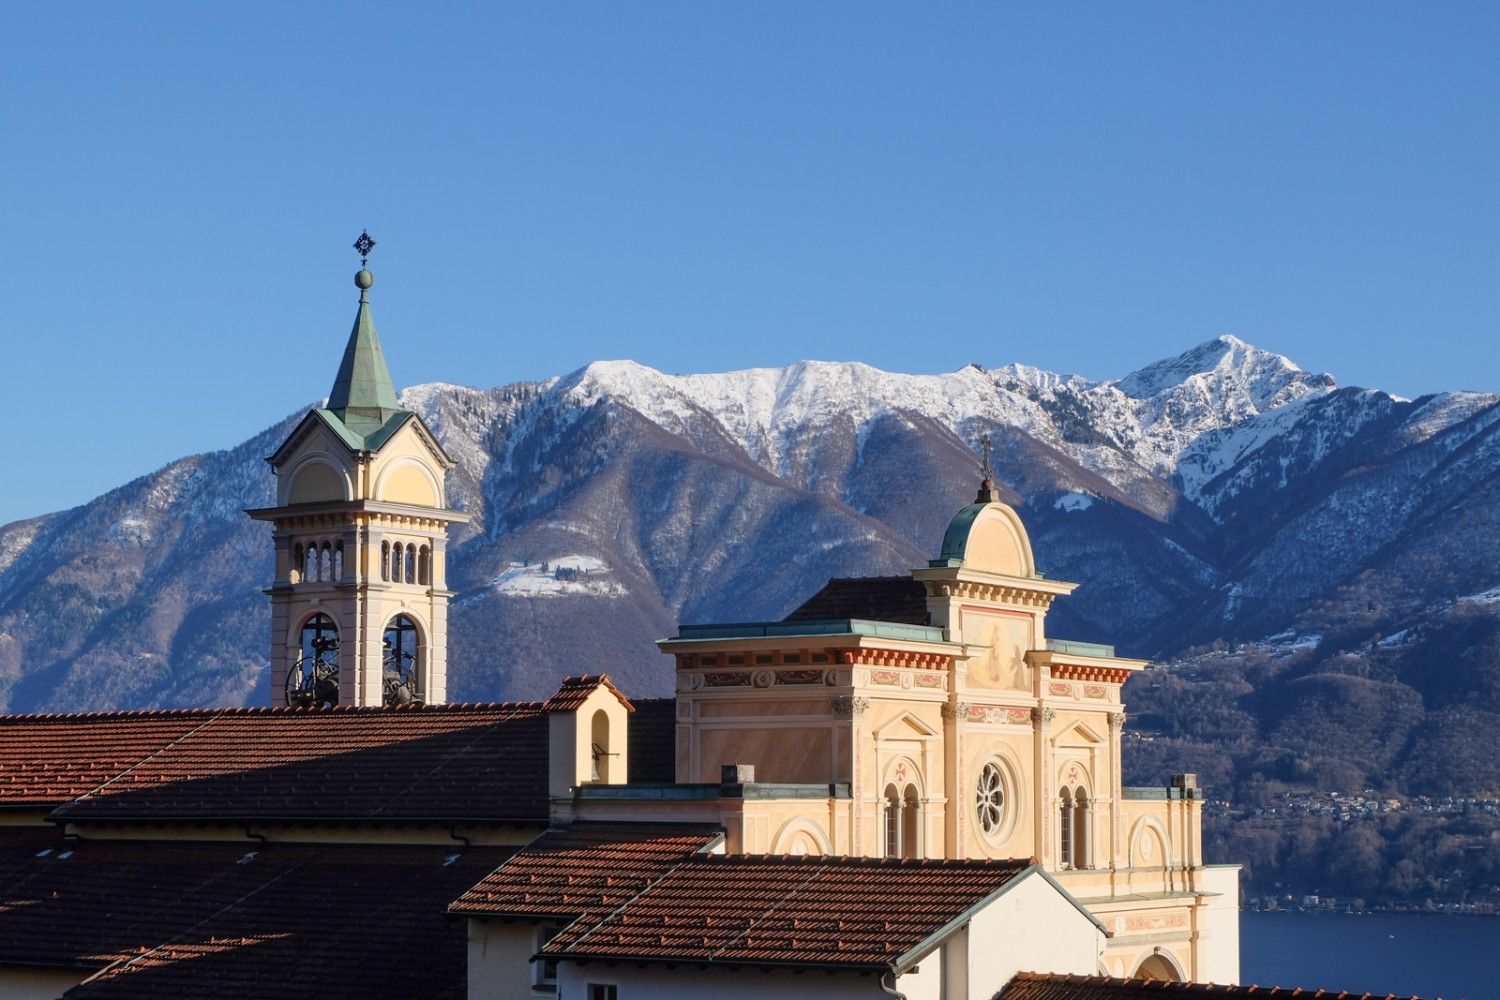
[0,244,1261,1000]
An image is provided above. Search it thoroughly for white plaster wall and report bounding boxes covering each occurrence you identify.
[555,963,892,998]
[467,921,546,1000]
[1197,865,1241,985]
[0,966,88,1000]
[968,874,1103,994]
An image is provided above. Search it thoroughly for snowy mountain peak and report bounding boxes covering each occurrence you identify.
[1116,335,1320,402]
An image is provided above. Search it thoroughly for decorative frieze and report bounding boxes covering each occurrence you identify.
[965,704,1033,725]
[1083,684,1107,699]
[703,671,752,687]
[1048,682,1074,697]
[914,673,944,689]
[938,580,1057,607]
[775,669,826,686]
[834,648,951,670]
[1050,663,1131,685]
[871,670,902,686]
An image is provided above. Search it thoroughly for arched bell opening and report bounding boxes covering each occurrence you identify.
[590,709,616,782]
[382,613,423,706]
[288,612,340,708]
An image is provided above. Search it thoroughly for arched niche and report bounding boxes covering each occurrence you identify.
[375,460,440,507]
[287,460,349,504]
[771,817,832,857]
[1129,817,1171,868]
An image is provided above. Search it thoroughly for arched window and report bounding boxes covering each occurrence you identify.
[292,543,305,583]
[319,542,332,582]
[404,544,416,584]
[382,613,421,705]
[288,613,339,707]
[332,539,344,582]
[418,545,431,586]
[1059,784,1091,869]
[304,544,317,583]
[380,541,391,581]
[390,543,404,584]
[882,780,921,859]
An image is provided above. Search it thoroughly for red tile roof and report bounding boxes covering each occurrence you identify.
[542,854,1033,970]
[0,839,515,999]
[543,675,635,713]
[0,704,551,825]
[996,972,1427,999]
[449,821,721,924]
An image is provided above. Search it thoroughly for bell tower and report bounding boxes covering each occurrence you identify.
[248,232,469,708]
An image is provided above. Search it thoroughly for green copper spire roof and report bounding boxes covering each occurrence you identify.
[327,259,404,439]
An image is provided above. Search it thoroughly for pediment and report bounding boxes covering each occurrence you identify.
[1053,720,1105,747]
[874,710,941,741]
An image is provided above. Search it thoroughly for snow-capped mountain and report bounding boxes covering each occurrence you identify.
[1,336,1497,715]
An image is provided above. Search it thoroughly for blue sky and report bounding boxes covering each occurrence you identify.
[3,3,1497,525]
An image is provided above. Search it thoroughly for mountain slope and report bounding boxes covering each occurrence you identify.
[2,336,1498,716]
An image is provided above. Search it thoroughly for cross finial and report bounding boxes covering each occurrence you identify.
[353,230,376,267]
[975,432,1000,504]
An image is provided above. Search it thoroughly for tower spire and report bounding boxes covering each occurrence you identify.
[328,231,402,435]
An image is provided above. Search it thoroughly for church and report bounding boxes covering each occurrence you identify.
[0,241,1380,999]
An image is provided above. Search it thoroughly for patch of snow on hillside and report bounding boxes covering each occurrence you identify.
[1458,585,1500,606]
[107,516,153,546]
[486,556,627,598]
[1055,492,1094,512]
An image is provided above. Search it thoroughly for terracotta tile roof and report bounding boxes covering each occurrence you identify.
[0,713,218,806]
[542,854,1032,970]
[0,839,514,999]
[783,576,930,625]
[449,821,722,925]
[626,698,677,783]
[996,972,1426,999]
[0,704,550,824]
[543,674,634,713]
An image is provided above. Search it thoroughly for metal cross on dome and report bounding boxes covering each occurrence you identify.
[353,230,376,266]
[979,433,994,482]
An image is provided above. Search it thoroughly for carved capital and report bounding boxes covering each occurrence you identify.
[831,695,869,719]
[1108,711,1127,733]
[941,701,971,721]
[1032,706,1055,728]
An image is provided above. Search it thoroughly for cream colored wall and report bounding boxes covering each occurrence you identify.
[970,874,1104,989]
[0,966,88,1000]
[466,921,549,1000]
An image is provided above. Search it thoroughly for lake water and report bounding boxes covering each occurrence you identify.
[1240,910,1496,999]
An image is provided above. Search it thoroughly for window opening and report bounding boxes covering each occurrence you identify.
[288,613,339,707]
[883,783,901,858]
[976,761,1007,839]
[902,784,920,858]
[382,613,420,705]
[1059,788,1074,867]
